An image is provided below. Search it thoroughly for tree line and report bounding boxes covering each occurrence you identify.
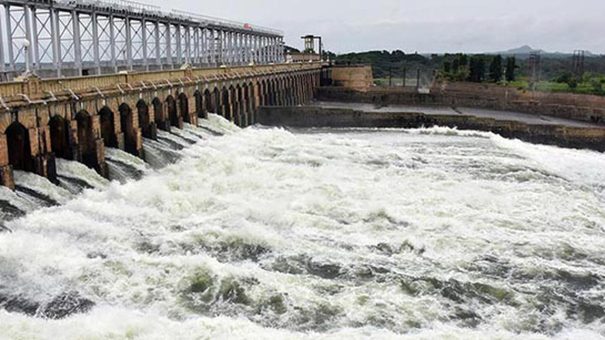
[442,54,517,83]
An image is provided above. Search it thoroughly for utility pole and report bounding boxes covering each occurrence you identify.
[402,66,407,87]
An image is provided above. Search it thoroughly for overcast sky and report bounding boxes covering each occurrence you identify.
[147,0,605,54]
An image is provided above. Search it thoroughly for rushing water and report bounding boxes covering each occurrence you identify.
[0,115,605,339]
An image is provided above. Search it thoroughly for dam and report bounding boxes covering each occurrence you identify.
[0,1,605,339]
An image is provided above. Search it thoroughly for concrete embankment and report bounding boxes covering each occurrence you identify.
[258,106,605,152]
[316,86,605,125]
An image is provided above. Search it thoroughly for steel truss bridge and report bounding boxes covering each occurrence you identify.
[0,0,285,80]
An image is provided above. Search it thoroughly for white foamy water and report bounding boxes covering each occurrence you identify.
[0,117,604,340]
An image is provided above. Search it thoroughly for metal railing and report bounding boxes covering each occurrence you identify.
[56,0,162,13]
[170,9,283,36]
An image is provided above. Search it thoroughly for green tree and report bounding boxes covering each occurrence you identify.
[452,59,460,73]
[489,55,503,82]
[505,56,516,82]
[460,54,468,67]
[469,56,486,82]
[444,61,451,74]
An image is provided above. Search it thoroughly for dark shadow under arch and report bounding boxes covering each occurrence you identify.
[99,106,117,148]
[49,115,73,160]
[6,121,33,172]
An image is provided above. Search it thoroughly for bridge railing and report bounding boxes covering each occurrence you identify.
[40,74,129,94]
[0,62,325,103]
[0,82,26,97]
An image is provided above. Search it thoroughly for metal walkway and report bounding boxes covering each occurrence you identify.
[0,0,285,80]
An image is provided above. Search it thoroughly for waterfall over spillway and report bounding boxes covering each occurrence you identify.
[105,148,150,183]
[0,114,229,223]
[1,114,605,339]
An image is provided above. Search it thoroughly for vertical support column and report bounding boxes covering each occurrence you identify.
[141,18,148,71]
[5,5,15,72]
[175,23,182,66]
[208,29,213,65]
[268,37,273,63]
[217,29,221,66]
[155,21,161,69]
[30,7,40,71]
[266,36,270,64]
[193,26,200,66]
[166,23,172,69]
[207,29,212,65]
[234,32,238,65]
[185,25,191,65]
[72,10,82,75]
[109,14,117,73]
[278,37,282,63]
[253,35,257,64]
[51,8,60,77]
[92,12,101,74]
[242,34,247,64]
[125,16,133,70]
[0,6,5,74]
[200,27,205,66]
[24,6,33,70]
[227,31,232,65]
[229,32,234,65]
[270,37,275,63]
[258,36,262,63]
[234,32,239,65]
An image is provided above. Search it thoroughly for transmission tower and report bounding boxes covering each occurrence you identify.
[528,51,541,92]
[572,50,586,80]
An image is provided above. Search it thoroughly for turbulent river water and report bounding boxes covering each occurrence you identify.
[1,114,605,339]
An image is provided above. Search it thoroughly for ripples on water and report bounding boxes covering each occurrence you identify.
[0,116,604,339]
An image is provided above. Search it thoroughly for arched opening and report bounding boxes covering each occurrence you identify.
[6,121,33,172]
[213,88,220,114]
[204,89,213,114]
[266,80,273,106]
[76,110,95,167]
[221,87,230,119]
[194,90,205,119]
[137,100,154,139]
[152,97,169,132]
[166,95,179,128]
[235,84,243,126]
[258,81,265,107]
[49,115,72,160]
[119,103,139,156]
[178,93,190,124]
[99,106,117,148]
[229,86,237,122]
[285,77,291,106]
[248,82,254,110]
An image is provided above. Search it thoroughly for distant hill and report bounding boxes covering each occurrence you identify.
[493,45,595,59]
[500,45,542,55]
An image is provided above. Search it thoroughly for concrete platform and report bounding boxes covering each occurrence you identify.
[307,101,605,129]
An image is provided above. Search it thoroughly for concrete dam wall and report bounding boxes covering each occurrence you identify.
[258,106,605,152]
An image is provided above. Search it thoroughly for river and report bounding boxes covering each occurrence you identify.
[0,115,604,339]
